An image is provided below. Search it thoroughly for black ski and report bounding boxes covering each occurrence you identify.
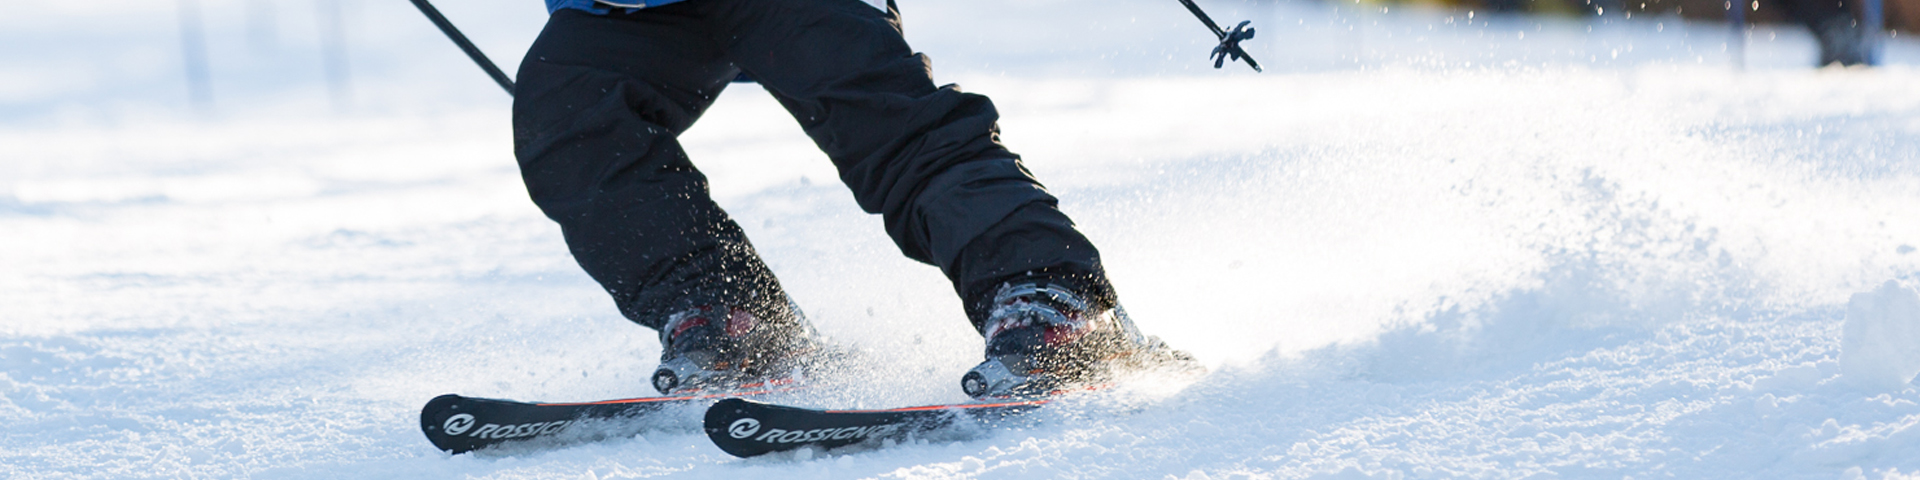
[702,397,1050,458]
[421,386,792,454]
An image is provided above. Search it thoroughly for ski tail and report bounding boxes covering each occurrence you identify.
[420,391,743,454]
[420,381,813,453]
[421,394,610,454]
[702,397,1050,458]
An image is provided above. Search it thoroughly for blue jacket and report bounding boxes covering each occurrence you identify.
[545,0,687,14]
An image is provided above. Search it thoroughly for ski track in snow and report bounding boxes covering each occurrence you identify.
[4,0,1920,478]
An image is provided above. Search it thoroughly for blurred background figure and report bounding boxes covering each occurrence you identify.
[1311,0,1911,66]
[1780,0,1879,65]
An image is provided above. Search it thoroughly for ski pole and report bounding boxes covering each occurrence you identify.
[1727,0,1746,70]
[407,0,515,97]
[1864,0,1884,65]
[1175,0,1262,72]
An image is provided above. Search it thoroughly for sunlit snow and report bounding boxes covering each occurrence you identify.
[3,0,1919,478]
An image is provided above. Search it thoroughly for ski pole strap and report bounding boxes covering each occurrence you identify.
[408,0,517,97]
[1174,0,1262,72]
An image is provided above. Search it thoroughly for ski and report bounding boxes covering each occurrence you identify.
[420,383,797,454]
[702,397,1051,458]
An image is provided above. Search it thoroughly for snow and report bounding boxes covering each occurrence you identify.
[1842,281,1920,390]
[4,0,1920,478]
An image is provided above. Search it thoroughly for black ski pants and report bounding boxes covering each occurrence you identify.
[511,0,1113,333]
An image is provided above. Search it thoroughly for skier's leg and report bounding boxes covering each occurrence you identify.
[709,0,1199,397]
[707,0,1113,330]
[513,8,793,331]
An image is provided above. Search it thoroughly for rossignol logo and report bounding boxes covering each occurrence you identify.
[443,414,476,436]
[449,417,573,440]
[728,418,762,439]
[743,422,904,444]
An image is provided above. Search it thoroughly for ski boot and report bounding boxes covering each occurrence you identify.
[650,300,827,395]
[960,281,1201,399]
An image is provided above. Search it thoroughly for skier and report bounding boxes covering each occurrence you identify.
[513,0,1198,399]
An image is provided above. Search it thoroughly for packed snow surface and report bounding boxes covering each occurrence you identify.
[4,0,1920,478]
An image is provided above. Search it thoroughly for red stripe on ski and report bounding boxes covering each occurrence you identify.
[819,381,1113,413]
[536,379,802,406]
[828,398,1051,414]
